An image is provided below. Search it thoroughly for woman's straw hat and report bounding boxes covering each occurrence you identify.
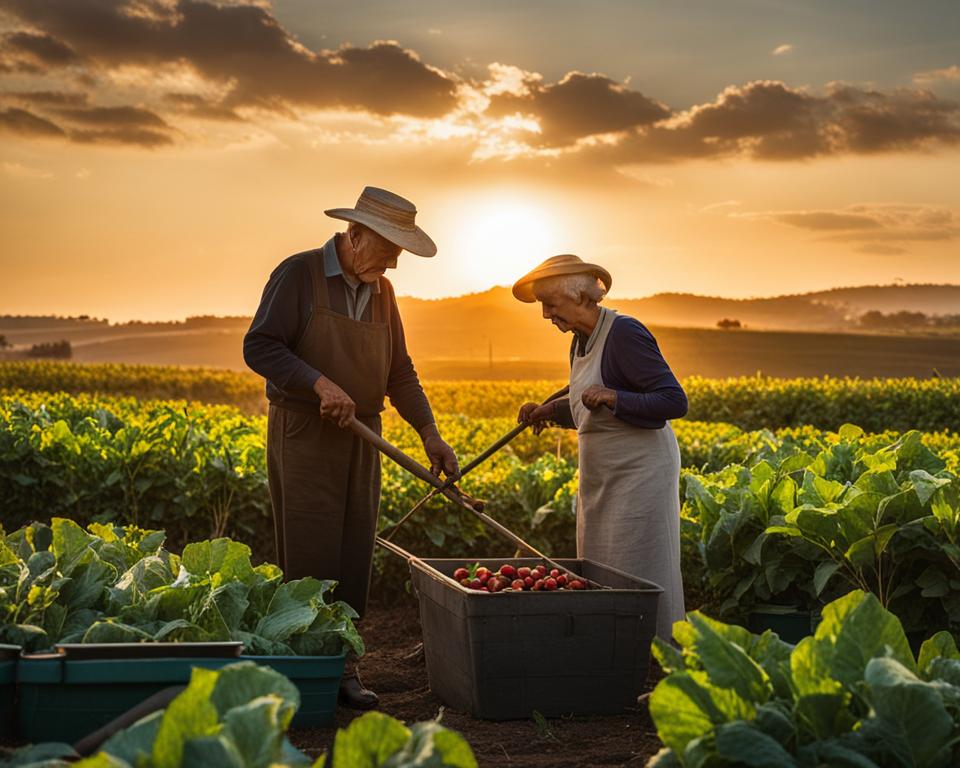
[325,186,436,257]
[512,254,613,303]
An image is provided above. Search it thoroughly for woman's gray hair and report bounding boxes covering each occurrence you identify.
[533,273,607,305]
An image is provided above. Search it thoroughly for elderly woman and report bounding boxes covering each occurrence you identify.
[513,254,687,641]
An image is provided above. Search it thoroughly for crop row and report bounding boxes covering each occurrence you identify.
[3,390,959,626]
[3,361,960,431]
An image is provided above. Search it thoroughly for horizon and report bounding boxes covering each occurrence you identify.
[1,0,959,321]
[2,279,958,325]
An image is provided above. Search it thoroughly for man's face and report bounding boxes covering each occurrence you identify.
[350,227,402,283]
[535,285,578,333]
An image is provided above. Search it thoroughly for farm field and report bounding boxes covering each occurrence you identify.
[3,361,960,766]
[6,319,960,379]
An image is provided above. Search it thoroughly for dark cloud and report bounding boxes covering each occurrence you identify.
[600,80,960,163]
[164,92,242,121]
[772,212,884,230]
[5,90,89,106]
[0,104,171,147]
[55,105,169,129]
[4,30,78,65]
[0,107,66,137]
[830,85,960,153]
[742,205,960,244]
[486,71,670,146]
[0,0,459,118]
[70,126,173,147]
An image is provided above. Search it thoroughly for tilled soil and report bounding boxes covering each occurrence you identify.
[290,599,664,768]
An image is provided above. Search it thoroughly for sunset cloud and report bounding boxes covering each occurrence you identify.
[913,65,960,84]
[738,204,960,243]
[485,71,670,146]
[590,81,960,164]
[0,0,958,167]
[0,0,459,118]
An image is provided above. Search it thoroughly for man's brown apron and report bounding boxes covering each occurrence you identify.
[266,246,391,618]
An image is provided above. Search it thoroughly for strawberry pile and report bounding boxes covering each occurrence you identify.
[451,563,588,592]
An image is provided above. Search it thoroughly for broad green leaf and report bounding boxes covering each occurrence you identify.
[652,636,686,674]
[918,631,960,677]
[714,721,798,767]
[813,561,841,597]
[152,666,220,768]
[254,579,326,642]
[101,710,163,766]
[329,711,411,768]
[209,661,299,726]
[909,470,952,506]
[180,539,255,585]
[220,696,288,768]
[180,735,245,767]
[688,613,772,704]
[863,657,954,768]
[649,671,754,756]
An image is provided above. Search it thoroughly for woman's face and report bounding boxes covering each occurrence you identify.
[535,285,580,333]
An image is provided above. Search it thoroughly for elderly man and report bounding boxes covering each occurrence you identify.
[243,186,458,709]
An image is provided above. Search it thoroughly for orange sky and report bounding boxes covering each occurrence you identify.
[1,0,959,321]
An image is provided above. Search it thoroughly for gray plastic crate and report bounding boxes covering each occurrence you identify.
[409,556,662,720]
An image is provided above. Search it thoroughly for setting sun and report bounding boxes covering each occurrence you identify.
[446,195,570,290]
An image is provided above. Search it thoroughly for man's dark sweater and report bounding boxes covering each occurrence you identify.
[243,238,435,430]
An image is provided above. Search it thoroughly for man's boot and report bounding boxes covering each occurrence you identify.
[339,670,379,710]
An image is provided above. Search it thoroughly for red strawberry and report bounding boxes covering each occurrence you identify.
[544,577,557,591]
[499,564,517,579]
[517,567,531,579]
[511,579,525,591]
[568,579,585,590]
[533,579,544,591]
[523,576,535,588]
[556,574,568,587]
[453,567,469,581]
[549,569,560,578]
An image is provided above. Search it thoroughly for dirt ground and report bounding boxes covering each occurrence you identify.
[290,598,664,768]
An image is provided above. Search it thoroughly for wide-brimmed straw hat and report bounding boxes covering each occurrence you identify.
[325,186,436,257]
[512,254,612,303]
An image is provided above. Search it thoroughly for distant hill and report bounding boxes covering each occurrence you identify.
[2,284,958,379]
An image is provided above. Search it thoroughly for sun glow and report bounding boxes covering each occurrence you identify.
[448,195,571,290]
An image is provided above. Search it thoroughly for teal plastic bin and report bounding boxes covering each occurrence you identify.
[17,652,345,743]
[0,644,19,739]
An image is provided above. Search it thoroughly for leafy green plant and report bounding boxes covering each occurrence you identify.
[0,519,362,656]
[316,711,477,768]
[1,671,478,768]
[647,590,960,767]
[683,425,960,637]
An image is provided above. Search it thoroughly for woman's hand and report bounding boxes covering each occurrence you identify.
[517,401,556,435]
[581,386,616,411]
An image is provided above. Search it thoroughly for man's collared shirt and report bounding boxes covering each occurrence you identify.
[322,237,380,321]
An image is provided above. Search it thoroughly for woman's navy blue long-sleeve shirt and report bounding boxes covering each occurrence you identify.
[555,314,687,429]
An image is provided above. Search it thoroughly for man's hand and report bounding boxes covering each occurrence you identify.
[517,400,556,435]
[419,423,460,478]
[313,375,356,428]
[581,386,616,411]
